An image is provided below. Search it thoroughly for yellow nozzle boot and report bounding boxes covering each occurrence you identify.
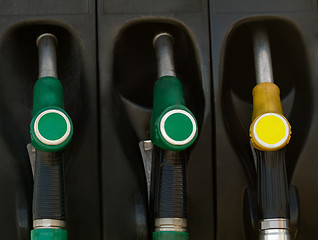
[249,82,291,151]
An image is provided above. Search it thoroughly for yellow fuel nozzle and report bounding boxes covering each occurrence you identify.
[250,29,291,151]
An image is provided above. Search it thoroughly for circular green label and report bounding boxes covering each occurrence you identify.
[164,112,193,141]
[38,112,68,141]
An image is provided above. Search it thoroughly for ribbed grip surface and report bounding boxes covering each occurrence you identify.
[33,150,65,220]
[256,148,289,219]
[153,147,187,218]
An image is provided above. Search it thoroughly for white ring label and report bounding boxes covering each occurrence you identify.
[34,109,71,146]
[160,109,197,146]
[253,113,289,149]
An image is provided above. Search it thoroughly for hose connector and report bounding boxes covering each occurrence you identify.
[259,219,291,240]
[33,219,66,229]
[155,218,187,232]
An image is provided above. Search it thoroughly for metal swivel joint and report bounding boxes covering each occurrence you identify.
[250,28,292,240]
[30,33,73,240]
[150,33,198,240]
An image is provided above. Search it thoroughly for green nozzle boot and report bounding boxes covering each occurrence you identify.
[150,76,198,151]
[30,76,73,152]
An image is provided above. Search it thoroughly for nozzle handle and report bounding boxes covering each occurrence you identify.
[152,147,187,220]
[32,151,66,225]
[254,148,289,219]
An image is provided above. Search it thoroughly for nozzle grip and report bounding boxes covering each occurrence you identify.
[152,147,187,219]
[255,148,289,219]
[33,151,66,222]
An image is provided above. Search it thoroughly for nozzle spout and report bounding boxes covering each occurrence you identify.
[253,28,274,84]
[37,33,58,78]
[153,33,176,78]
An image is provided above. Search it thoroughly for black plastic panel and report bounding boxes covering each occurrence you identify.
[0,0,89,15]
[98,2,213,240]
[0,2,100,240]
[1,0,318,240]
[210,0,318,239]
[213,0,311,13]
[103,0,203,14]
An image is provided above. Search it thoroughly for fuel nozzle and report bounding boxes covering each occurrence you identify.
[250,28,292,240]
[151,33,198,152]
[30,33,72,240]
[150,33,197,240]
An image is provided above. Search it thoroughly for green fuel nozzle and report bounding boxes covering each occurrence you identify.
[30,33,70,240]
[150,33,196,240]
[150,33,198,152]
[30,33,73,152]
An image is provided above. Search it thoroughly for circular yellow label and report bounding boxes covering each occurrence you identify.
[255,114,287,145]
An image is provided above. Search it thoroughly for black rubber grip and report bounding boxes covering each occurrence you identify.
[153,146,187,218]
[256,148,289,219]
[33,150,65,220]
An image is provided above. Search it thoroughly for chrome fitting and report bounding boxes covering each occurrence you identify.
[155,218,187,232]
[259,219,291,240]
[261,218,289,230]
[33,219,67,229]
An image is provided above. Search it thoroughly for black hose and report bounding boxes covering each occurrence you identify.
[153,146,187,219]
[32,150,65,220]
[256,148,289,219]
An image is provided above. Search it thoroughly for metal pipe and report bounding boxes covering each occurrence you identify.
[37,33,58,78]
[153,33,176,78]
[253,28,274,84]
